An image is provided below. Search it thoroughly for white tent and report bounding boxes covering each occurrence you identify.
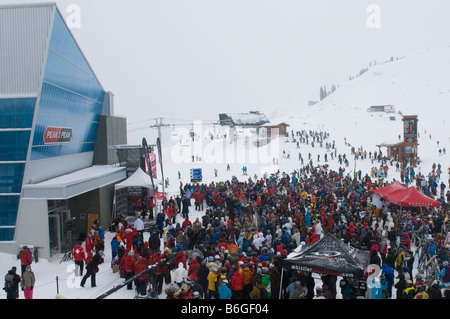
[114,167,161,190]
[113,168,163,218]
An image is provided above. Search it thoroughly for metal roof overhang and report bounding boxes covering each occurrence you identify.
[21,165,126,200]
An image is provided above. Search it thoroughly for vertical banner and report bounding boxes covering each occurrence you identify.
[150,154,157,179]
[142,137,155,192]
[156,137,165,197]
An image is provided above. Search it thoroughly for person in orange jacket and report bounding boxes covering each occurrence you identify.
[240,263,253,298]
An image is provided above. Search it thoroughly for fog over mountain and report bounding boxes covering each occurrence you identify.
[2,0,449,145]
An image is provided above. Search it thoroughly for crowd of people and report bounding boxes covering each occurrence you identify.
[3,246,36,299]
[7,128,447,300]
[101,151,449,300]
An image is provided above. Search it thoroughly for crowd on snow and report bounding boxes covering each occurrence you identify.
[69,129,450,300]
[71,155,448,299]
[6,130,449,300]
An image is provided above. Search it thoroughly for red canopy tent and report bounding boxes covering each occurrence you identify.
[382,186,441,208]
[372,181,407,197]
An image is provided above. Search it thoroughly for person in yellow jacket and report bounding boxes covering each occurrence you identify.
[310,194,316,205]
[402,280,416,299]
[301,191,308,199]
[395,249,406,272]
[207,268,219,299]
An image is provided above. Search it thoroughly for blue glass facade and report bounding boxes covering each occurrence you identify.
[0,9,105,240]
[0,98,34,240]
[30,10,104,161]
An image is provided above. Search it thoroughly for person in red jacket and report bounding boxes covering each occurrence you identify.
[166,203,174,220]
[194,191,204,211]
[120,250,136,290]
[19,246,32,275]
[404,232,411,250]
[175,250,187,268]
[182,217,192,230]
[188,257,200,278]
[134,257,148,296]
[325,214,335,234]
[73,242,85,276]
[152,250,168,295]
[231,267,244,299]
[85,237,94,264]
[148,196,155,219]
[124,226,135,251]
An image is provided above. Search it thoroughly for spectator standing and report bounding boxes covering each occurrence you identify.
[20,265,35,299]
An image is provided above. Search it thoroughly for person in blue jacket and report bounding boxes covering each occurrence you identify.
[110,235,120,259]
[366,276,387,299]
[212,228,221,245]
[305,208,312,227]
[218,279,232,299]
[381,263,395,298]
[340,277,355,299]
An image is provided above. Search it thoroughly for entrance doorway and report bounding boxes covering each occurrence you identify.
[48,200,73,255]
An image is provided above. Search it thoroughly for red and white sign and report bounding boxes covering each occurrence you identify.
[155,192,166,200]
[43,127,73,144]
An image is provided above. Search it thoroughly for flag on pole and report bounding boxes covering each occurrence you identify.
[142,137,155,191]
[156,137,165,196]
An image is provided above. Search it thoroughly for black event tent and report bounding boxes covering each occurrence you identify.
[281,233,370,279]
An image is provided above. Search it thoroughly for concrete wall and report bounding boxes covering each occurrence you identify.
[93,115,127,165]
[12,198,50,259]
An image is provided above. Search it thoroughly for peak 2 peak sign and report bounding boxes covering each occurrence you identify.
[43,127,73,144]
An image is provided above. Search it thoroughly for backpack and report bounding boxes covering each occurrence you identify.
[291,287,307,299]
[4,273,14,292]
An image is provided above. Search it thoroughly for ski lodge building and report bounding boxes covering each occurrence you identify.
[261,122,290,138]
[0,3,128,259]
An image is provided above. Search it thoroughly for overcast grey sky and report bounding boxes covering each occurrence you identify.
[3,0,450,128]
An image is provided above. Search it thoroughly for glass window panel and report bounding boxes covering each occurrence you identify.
[0,131,31,161]
[0,195,20,225]
[44,51,104,103]
[37,82,102,123]
[0,228,15,241]
[46,11,104,103]
[0,163,25,193]
[0,98,36,129]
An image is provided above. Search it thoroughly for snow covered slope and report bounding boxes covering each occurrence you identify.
[265,46,450,162]
[158,46,450,193]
